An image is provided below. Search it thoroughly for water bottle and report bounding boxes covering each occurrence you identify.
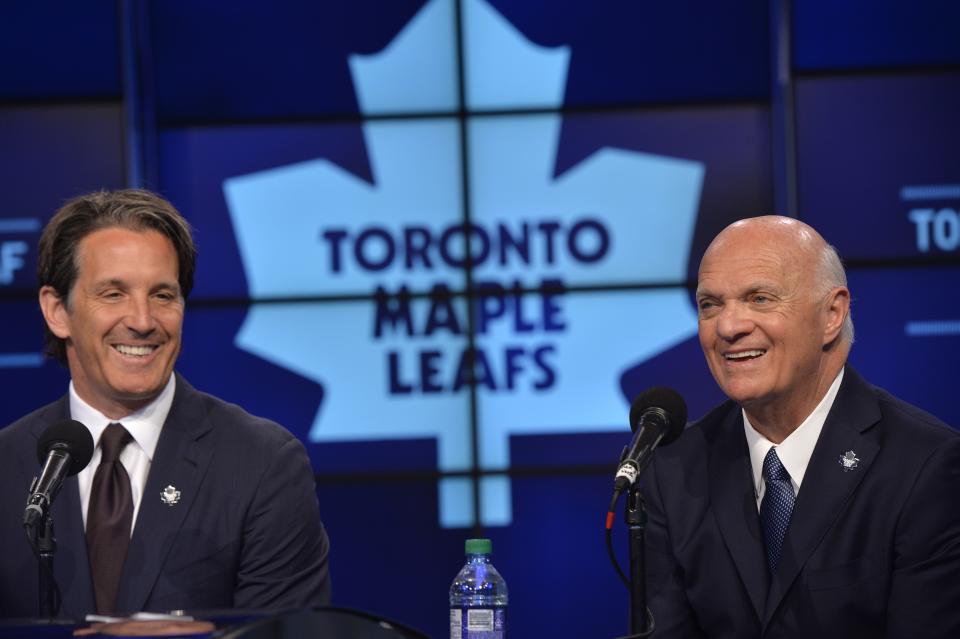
[449,538,508,639]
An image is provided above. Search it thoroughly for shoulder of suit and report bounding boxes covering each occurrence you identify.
[691,399,740,428]
[652,398,738,460]
[869,383,957,447]
[0,396,68,442]
[684,399,739,439]
[186,384,300,450]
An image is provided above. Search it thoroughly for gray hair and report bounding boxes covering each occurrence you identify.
[818,242,854,345]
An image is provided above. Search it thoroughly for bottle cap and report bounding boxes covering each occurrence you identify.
[465,538,492,555]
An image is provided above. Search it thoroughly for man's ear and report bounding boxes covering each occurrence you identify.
[39,286,71,340]
[822,286,850,345]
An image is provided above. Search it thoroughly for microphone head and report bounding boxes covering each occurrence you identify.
[36,420,94,476]
[629,386,687,446]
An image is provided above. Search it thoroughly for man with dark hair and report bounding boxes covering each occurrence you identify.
[35,189,197,366]
[0,189,331,618]
[642,216,960,638]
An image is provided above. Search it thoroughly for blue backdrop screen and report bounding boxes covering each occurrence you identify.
[796,72,960,262]
[0,2,957,638]
[794,0,960,71]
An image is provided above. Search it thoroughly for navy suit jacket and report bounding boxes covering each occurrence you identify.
[641,366,960,638]
[0,374,331,620]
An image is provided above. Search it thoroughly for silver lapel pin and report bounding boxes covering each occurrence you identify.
[161,485,181,506]
[838,450,860,472]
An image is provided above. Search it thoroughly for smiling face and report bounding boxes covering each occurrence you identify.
[40,227,184,419]
[695,217,849,435]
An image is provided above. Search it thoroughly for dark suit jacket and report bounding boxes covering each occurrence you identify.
[0,374,331,620]
[641,366,960,638]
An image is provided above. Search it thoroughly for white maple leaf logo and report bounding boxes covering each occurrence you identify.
[223,0,703,527]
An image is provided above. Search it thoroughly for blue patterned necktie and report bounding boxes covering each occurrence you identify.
[760,447,795,574]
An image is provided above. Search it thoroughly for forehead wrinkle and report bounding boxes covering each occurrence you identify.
[698,278,784,297]
[699,247,793,284]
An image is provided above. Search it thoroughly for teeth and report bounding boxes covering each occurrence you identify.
[115,344,155,357]
[726,349,765,360]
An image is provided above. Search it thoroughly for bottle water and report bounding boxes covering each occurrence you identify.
[449,538,508,639]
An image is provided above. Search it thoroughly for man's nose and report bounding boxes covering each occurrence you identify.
[125,295,157,334]
[715,302,753,341]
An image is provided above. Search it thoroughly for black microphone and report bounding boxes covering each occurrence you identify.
[23,420,94,527]
[613,387,687,495]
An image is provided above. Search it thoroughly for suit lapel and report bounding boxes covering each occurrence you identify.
[116,376,214,613]
[708,405,770,621]
[762,367,882,629]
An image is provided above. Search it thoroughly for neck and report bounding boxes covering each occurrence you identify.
[746,410,799,445]
[70,381,162,421]
[744,359,845,444]
[87,397,147,422]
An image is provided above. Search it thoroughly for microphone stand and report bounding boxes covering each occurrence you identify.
[26,512,58,618]
[625,486,652,637]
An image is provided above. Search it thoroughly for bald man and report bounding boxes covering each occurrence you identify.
[640,216,960,638]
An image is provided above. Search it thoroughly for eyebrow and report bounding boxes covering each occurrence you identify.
[92,278,128,289]
[696,280,782,299]
[92,278,181,292]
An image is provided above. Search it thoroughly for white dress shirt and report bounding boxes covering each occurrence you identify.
[743,369,844,509]
[71,375,175,533]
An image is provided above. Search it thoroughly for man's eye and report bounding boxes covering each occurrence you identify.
[752,295,768,304]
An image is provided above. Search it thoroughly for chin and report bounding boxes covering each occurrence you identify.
[719,383,766,406]
[109,378,167,401]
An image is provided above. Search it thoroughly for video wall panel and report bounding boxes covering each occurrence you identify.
[795,72,960,263]
[148,0,770,123]
[845,265,960,426]
[0,105,126,294]
[793,0,960,71]
[148,0,435,121]
[0,2,120,100]
[482,0,771,107]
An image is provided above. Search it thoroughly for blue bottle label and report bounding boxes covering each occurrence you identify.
[450,606,506,639]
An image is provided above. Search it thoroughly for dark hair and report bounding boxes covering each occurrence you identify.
[37,188,197,363]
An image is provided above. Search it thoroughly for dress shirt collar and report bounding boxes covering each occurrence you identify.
[744,368,844,501]
[69,374,175,461]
